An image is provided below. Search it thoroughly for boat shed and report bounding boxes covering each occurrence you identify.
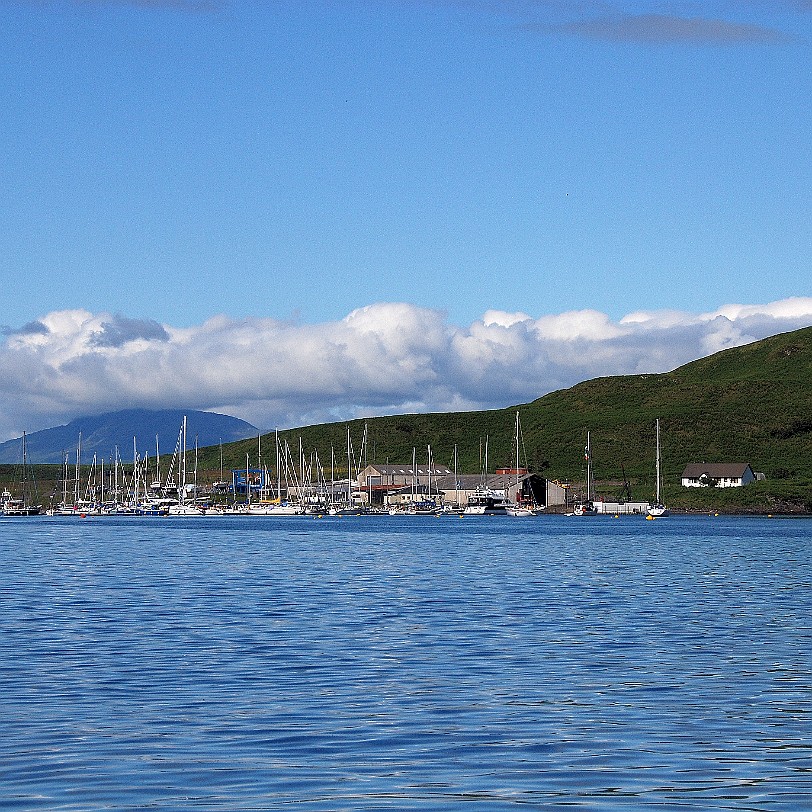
[357,463,453,489]
[356,464,556,508]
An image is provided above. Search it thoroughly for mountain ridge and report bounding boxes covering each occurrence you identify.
[0,409,259,464]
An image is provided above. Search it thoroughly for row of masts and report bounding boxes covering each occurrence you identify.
[7,412,666,517]
[9,409,538,511]
[45,416,515,511]
[56,416,199,508]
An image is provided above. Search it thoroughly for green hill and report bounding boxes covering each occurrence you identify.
[197,325,812,511]
[16,326,809,513]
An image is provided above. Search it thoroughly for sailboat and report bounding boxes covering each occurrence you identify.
[392,446,440,515]
[647,418,670,518]
[2,432,42,516]
[571,431,598,516]
[506,411,541,516]
[168,416,205,516]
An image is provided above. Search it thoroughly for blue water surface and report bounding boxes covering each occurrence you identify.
[0,514,810,810]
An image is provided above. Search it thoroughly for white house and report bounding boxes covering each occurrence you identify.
[681,463,756,489]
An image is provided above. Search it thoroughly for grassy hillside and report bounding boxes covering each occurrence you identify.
[515,325,812,486]
[14,326,812,512]
[193,326,812,509]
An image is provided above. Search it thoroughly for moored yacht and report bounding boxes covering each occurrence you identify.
[647,418,670,518]
[2,490,42,516]
[569,431,598,516]
[571,500,598,516]
[464,487,509,515]
[3,433,42,515]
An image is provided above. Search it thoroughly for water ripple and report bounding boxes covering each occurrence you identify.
[0,514,810,809]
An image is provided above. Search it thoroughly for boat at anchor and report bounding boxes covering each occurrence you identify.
[2,433,42,516]
[647,418,670,518]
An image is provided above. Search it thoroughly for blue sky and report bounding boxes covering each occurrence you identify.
[1,1,811,438]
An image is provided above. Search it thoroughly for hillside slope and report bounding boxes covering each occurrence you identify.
[200,326,812,495]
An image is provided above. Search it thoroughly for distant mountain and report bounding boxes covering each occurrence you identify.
[0,409,259,464]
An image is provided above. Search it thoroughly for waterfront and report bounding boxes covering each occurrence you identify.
[0,514,810,810]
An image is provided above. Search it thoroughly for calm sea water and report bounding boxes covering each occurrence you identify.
[0,514,809,811]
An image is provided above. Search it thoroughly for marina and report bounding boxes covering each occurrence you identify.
[2,412,671,518]
[2,414,559,518]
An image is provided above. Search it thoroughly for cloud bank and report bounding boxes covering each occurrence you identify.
[1,298,811,441]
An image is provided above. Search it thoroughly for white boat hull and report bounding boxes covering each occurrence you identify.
[506,506,534,517]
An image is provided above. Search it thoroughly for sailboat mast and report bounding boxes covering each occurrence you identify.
[133,436,138,504]
[515,411,520,499]
[364,422,369,505]
[454,444,458,507]
[427,444,432,504]
[412,446,416,500]
[75,432,82,504]
[21,431,28,503]
[655,418,661,504]
[181,415,187,503]
[63,450,69,506]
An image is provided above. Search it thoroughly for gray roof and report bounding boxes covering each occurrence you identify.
[681,463,753,479]
[434,473,532,490]
[363,464,453,477]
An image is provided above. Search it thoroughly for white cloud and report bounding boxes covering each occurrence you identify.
[481,310,532,328]
[1,297,811,441]
[532,309,624,341]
